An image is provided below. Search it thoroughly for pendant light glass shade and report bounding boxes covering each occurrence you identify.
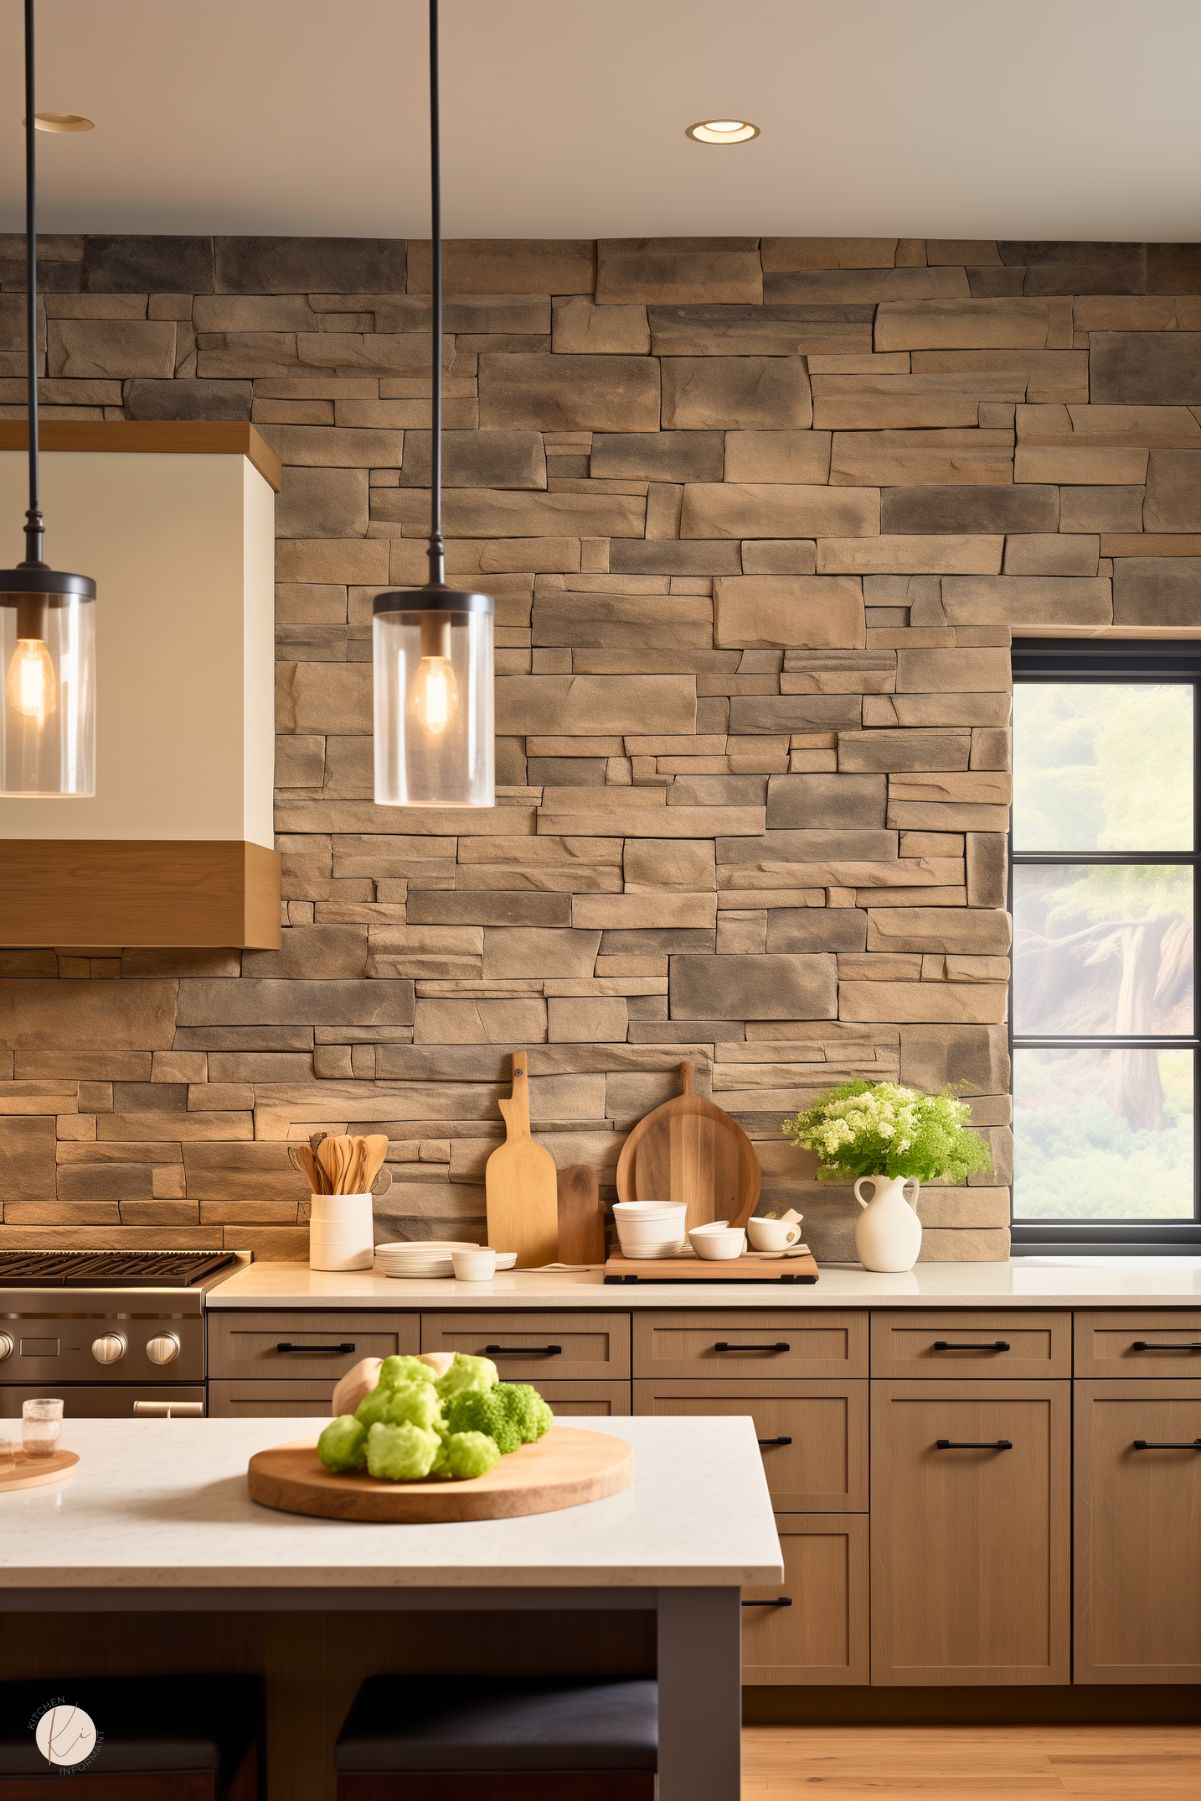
[0,0,97,797]
[373,588,494,807]
[1,575,95,795]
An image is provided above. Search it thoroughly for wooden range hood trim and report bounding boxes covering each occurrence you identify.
[0,841,281,949]
[0,421,283,493]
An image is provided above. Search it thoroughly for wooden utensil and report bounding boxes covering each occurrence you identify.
[247,1426,632,1523]
[556,1165,605,1265]
[485,1051,559,1268]
[363,1134,390,1190]
[316,1136,345,1194]
[615,1061,760,1233]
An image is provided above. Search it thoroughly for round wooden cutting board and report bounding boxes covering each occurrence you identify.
[246,1426,633,1523]
[0,1448,79,1493]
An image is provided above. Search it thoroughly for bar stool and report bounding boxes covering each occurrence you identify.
[335,1674,657,1800]
[0,1675,261,1799]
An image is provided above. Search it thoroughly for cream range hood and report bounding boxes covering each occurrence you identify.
[0,422,282,947]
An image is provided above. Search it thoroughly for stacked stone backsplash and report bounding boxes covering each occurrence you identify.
[1,233,1199,1263]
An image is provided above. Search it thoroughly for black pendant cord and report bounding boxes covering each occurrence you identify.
[21,0,44,570]
[426,0,445,588]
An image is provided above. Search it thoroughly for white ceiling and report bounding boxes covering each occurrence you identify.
[2,0,1200,241]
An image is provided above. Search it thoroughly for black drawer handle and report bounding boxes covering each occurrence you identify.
[932,1340,1011,1353]
[935,1439,1013,1451]
[741,1597,793,1608]
[1131,1341,1201,1353]
[275,1342,356,1355]
[757,1435,793,1449]
[483,1344,562,1356]
[714,1341,790,1354]
[1132,1438,1201,1451]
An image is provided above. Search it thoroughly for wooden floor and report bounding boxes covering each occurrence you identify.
[742,1725,1201,1798]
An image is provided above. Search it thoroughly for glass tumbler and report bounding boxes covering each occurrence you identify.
[22,1398,64,1458]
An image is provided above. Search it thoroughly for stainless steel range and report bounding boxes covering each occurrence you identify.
[0,1251,239,1418]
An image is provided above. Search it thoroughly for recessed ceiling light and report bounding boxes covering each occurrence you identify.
[685,119,760,145]
[34,113,94,133]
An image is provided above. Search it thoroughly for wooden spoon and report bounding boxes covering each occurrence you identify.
[317,1136,345,1195]
[364,1134,390,1189]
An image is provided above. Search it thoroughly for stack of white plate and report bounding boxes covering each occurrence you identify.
[612,1201,688,1259]
[375,1241,517,1279]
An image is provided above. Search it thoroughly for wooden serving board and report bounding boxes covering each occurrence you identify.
[616,1061,760,1233]
[556,1164,605,1264]
[0,1447,79,1491]
[247,1426,632,1523]
[485,1051,559,1269]
[604,1251,819,1284]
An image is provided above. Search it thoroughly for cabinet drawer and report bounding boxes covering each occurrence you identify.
[871,1310,1070,1379]
[1075,1380,1201,1684]
[633,1311,866,1381]
[209,1379,335,1419]
[634,1379,866,1512]
[1075,1310,1201,1379]
[540,1381,631,1418]
[208,1310,417,1381]
[421,1312,630,1381]
[742,1516,869,1685]
[871,1380,1070,1686]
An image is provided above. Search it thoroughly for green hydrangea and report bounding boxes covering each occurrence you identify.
[435,1430,502,1480]
[434,1353,498,1401]
[377,1354,436,1388]
[782,1080,993,1184]
[356,1379,443,1434]
[317,1413,368,1473]
[365,1420,440,1481]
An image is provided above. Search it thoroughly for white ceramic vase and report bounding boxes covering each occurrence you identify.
[308,1192,374,1272]
[852,1175,922,1273]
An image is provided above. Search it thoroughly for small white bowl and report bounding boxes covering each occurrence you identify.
[451,1248,497,1282]
[614,1199,688,1260]
[747,1216,803,1252]
[689,1224,746,1261]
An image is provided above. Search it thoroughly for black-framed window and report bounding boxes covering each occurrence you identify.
[1010,641,1201,1255]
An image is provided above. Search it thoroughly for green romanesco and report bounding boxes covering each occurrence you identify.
[317,1413,368,1473]
[365,1419,440,1481]
[355,1378,444,1434]
[434,1352,498,1402]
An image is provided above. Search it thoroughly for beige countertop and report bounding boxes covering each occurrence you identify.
[208,1257,1201,1310]
[0,1416,782,1592]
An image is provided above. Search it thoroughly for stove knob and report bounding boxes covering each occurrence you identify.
[0,1333,12,1362]
[91,1332,127,1365]
[146,1333,181,1366]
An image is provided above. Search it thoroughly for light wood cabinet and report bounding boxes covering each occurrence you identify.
[1075,1310,1201,1379]
[871,1309,1070,1379]
[870,1379,1070,1686]
[209,1376,630,1420]
[633,1379,867,1512]
[421,1311,630,1381]
[742,1516,869,1685]
[633,1310,867,1381]
[207,1310,418,1381]
[1075,1379,1201,1684]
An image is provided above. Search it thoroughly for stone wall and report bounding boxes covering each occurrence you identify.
[1,234,1199,1262]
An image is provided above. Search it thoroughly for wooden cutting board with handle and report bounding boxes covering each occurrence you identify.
[616,1060,760,1232]
[556,1164,605,1264]
[485,1051,559,1268]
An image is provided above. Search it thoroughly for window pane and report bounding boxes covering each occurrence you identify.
[1013,1046,1195,1220]
[1012,682,1193,851]
[1012,865,1194,1037]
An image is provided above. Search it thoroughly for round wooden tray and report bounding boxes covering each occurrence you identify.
[0,1447,79,1492]
[247,1426,633,1523]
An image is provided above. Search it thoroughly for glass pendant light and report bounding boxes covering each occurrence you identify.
[0,0,96,797]
[373,0,494,808]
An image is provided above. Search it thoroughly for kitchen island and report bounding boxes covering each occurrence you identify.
[0,1415,781,1801]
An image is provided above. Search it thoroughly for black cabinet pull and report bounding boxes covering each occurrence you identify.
[741,1597,793,1608]
[935,1438,1013,1451]
[714,1341,790,1354]
[1131,1341,1201,1353]
[483,1344,562,1356]
[275,1341,356,1355]
[932,1340,1011,1353]
[757,1435,793,1449]
[1132,1438,1201,1451]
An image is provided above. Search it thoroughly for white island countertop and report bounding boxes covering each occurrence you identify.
[207,1257,1201,1310]
[0,1417,783,1594]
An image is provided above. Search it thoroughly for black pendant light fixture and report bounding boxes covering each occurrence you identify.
[0,0,96,797]
[373,0,494,808]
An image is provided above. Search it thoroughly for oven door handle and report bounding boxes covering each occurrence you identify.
[132,1400,204,1419]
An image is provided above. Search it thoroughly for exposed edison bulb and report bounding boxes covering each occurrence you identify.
[7,637,56,724]
[412,654,459,737]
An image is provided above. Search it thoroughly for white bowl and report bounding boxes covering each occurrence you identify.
[451,1248,497,1282]
[613,1202,683,1221]
[689,1224,746,1261]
